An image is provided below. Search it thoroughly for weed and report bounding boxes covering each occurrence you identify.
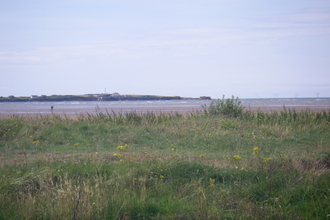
[202,95,244,117]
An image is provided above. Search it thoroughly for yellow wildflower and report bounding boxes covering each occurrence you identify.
[253,147,260,155]
[74,143,79,146]
[117,146,124,151]
[160,175,165,179]
[199,154,204,158]
[263,158,272,163]
[113,153,123,161]
[233,155,241,160]
[209,178,215,187]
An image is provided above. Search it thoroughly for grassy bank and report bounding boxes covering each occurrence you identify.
[1,105,330,219]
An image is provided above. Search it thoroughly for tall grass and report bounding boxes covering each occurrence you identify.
[0,104,330,219]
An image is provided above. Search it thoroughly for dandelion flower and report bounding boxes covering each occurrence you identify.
[74,143,79,147]
[233,155,241,160]
[160,175,165,179]
[199,154,204,158]
[253,147,260,155]
[117,146,124,151]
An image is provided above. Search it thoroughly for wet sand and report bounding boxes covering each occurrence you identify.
[0,99,329,118]
[241,99,330,113]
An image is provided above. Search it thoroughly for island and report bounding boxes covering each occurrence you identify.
[0,93,212,102]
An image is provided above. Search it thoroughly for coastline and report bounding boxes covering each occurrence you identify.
[0,94,211,103]
[1,99,329,118]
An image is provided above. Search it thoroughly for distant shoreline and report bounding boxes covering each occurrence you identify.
[1,94,329,103]
[0,94,212,102]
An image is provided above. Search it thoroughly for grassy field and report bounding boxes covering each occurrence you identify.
[1,99,330,219]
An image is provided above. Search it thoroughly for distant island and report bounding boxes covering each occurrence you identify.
[0,93,212,102]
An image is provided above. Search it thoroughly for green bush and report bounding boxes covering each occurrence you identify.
[202,95,244,117]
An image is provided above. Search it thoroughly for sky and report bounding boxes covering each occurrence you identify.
[1,0,330,99]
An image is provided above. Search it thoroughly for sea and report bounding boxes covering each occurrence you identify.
[0,98,329,116]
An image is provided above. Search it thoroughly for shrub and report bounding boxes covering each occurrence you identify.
[202,95,244,118]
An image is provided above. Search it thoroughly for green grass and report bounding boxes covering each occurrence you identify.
[0,108,330,219]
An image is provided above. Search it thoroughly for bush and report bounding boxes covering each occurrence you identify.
[202,95,244,117]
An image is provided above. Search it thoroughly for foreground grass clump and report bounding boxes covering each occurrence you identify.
[0,108,330,219]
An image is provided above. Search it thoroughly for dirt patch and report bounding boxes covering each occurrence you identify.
[302,157,330,170]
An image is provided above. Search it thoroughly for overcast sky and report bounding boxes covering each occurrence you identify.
[1,0,329,99]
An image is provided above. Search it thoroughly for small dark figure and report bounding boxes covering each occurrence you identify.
[51,106,54,113]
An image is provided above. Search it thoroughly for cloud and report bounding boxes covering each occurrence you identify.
[248,9,330,33]
[1,8,329,65]
[0,52,43,65]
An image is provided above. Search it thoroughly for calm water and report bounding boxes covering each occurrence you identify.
[0,98,329,116]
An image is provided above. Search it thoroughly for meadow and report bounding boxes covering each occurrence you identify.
[1,97,330,219]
